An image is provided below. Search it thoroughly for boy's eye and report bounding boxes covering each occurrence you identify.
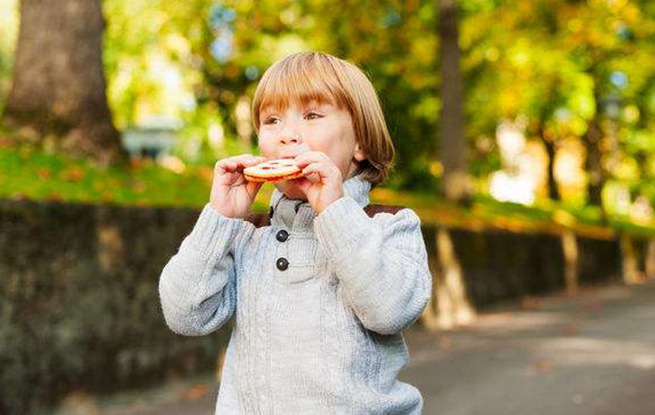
[305,112,323,120]
[262,116,280,125]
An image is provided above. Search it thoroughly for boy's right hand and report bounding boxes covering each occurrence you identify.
[210,154,267,218]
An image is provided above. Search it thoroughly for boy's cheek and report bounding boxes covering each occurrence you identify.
[257,140,275,159]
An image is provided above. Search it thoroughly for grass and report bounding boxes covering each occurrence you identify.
[0,145,212,209]
[370,187,616,239]
[2,131,655,239]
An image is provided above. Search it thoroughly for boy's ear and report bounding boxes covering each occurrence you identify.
[354,143,366,162]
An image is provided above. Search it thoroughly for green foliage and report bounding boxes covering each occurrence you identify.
[0,144,212,209]
[0,0,18,110]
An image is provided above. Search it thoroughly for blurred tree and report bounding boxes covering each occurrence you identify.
[199,1,288,149]
[533,88,563,201]
[610,0,655,210]
[438,0,470,202]
[104,0,222,164]
[466,0,653,210]
[570,0,651,209]
[3,0,124,165]
[0,0,18,109]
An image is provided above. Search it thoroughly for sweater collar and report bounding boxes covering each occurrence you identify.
[269,175,371,231]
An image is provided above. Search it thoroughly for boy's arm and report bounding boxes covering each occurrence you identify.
[159,204,252,336]
[315,197,432,335]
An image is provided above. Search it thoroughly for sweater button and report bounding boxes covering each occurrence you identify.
[276,230,289,242]
[276,257,289,271]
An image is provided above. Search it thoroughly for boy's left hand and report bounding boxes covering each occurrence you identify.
[293,151,344,214]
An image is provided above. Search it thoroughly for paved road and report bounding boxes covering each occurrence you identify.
[404,281,655,415]
[94,281,655,415]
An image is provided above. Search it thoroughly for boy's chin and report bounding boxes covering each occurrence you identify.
[275,181,307,201]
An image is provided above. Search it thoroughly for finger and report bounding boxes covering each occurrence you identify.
[236,156,267,173]
[301,167,326,184]
[216,156,247,169]
[303,170,321,183]
[294,151,330,168]
[215,160,238,174]
[216,155,266,174]
[301,162,340,182]
[236,155,267,166]
[213,162,246,188]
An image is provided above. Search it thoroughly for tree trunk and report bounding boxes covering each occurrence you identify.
[583,114,604,207]
[544,140,560,201]
[438,0,469,202]
[3,0,124,165]
[536,122,560,200]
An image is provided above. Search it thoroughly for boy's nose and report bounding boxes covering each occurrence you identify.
[279,134,301,145]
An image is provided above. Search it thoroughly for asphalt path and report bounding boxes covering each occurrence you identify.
[405,281,655,415]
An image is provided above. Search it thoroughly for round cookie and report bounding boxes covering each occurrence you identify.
[243,159,304,182]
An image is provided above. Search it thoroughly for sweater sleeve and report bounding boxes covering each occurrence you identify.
[159,204,252,336]
[314,197,432,335]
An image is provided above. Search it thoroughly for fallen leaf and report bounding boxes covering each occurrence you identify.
[61,167,86,182]
[131,180,146,192]
[198,166,214,182]
[46,192,61,201]
[37,168,52,180]
[521,296,540,309]
[180,384,209,400]
[563,324,578,336]
[533,360,552,373]
[438,337,452,351]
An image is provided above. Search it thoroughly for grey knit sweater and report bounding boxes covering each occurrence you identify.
[159,175,432,414]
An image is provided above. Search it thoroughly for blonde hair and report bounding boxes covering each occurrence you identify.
[252,51,395,185]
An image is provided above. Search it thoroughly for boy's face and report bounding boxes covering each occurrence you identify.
[257,100,365,200]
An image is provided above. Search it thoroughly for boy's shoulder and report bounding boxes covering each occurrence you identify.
[244,204,406,229]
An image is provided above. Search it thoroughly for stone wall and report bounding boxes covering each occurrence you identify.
[421,227,621,309]
[0,200,227,414]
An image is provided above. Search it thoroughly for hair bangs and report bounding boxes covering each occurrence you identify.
[253,54,351,127]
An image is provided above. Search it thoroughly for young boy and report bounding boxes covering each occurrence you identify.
[159,51,432,413]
